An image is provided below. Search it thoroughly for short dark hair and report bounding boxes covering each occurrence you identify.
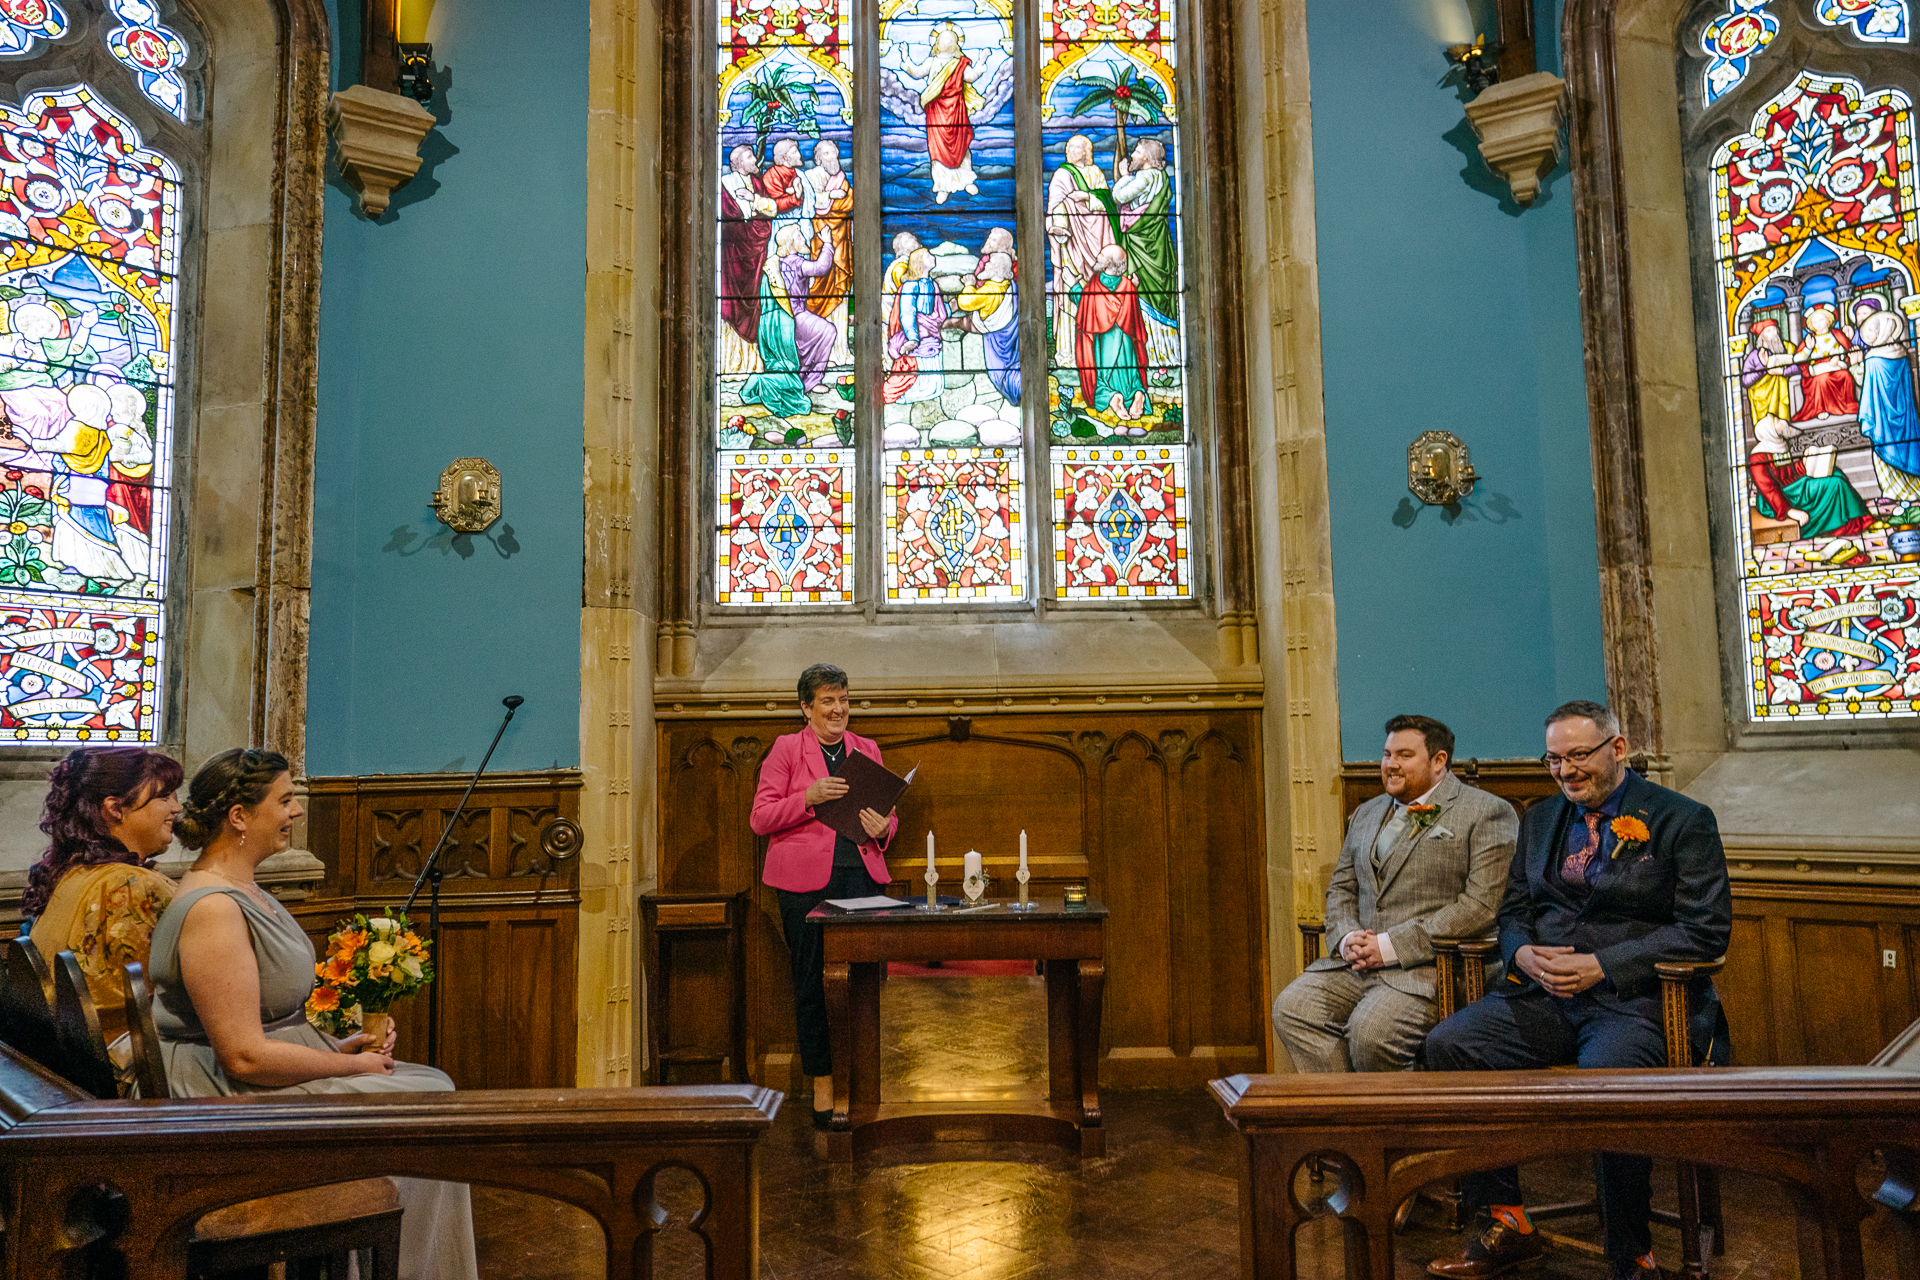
[1384,715,1454,764]
[1545,700,1620,739]
[798,663,849,707]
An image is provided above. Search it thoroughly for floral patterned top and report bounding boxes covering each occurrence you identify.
[32,862,175,1041]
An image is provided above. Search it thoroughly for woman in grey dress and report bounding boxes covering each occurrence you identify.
[149,748,478,1280]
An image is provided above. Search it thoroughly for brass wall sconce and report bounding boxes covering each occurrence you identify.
[399,43,434,103]
[430,457,502,533]
[1408,431,1479,506]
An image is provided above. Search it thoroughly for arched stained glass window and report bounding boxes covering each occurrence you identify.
[711,0,1195,605]
[1687,4,1920,725]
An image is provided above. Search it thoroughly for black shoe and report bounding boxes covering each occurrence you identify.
[1609,1257,1668,1280]
[1426,1216,1547,1278]
[811,1108,833,1131]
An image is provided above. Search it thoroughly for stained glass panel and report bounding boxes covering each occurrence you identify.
[0,86,176,741]
[1814,0,1909,44]
[885,447,1021,599]
[1052,446,1187,597]
[1712,72,1920,721]
[0,0,68,58]
[1701,2,1779,107]
[104,0,190,121]
[717,449,855,602]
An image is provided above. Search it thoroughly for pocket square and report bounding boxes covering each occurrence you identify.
[1429,826,1454,840]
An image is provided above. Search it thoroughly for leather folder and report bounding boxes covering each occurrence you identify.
[813,752,915,842]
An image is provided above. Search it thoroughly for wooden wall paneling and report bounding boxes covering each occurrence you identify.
[1097,733,1174,1063]
[1720,911,1774,1065]
[1789,919,1897,1066]
[656,711,1269,1089]
[502,912,575,1088]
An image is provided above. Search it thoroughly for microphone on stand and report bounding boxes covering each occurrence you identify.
[406,694,524,1067]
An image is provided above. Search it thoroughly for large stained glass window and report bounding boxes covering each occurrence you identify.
[711,0,1195,604]
[1710,69,1920,722]
[0,86,178,741]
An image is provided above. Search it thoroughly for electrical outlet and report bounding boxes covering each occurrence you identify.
[1887,950,1899,969]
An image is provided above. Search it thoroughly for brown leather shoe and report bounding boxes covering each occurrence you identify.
[1425,1218,1548,1278]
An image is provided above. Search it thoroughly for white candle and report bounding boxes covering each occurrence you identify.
[1019,830,1028,871]
[927,830,936,872]
[964,850,982,881]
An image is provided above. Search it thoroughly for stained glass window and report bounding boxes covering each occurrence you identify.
[1814,0,1910,43]
[710,0,1195,604]
[1709,70,1920,722]
[0,0,68,58]
[1702,2,1779,107]
[0,85,179,741]
[103,0,191,121]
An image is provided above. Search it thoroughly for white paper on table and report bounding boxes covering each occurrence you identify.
[824,895,909,911]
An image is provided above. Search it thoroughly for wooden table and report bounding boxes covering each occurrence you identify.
[811,897,1107,1162]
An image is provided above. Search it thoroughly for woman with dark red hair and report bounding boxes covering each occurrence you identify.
[23,746,184,1050]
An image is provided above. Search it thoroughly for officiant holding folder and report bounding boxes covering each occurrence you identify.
[752,663,900,1128]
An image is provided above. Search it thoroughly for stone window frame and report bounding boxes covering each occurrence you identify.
[0,0,327,779]
[1566,0,1920,787]
[652,0,1257,658]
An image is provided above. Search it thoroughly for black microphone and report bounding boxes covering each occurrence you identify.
[504,695,524,710]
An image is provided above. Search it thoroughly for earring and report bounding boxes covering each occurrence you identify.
[240,830,248,849]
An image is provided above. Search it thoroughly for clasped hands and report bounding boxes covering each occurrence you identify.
[331,1019,399,1073]
[803,775,893,839]
[1515,944,1607,996]
[1339,929,1388,972]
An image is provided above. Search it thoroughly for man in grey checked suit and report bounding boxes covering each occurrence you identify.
[1273,715,1517,1072]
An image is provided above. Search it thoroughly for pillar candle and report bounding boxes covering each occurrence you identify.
[927,830,935,872]
[1019,830,1028,872]
[964,850,982,881]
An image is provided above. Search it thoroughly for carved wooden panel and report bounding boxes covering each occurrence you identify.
[658,710,1268,1087]
[301,771,583,1088]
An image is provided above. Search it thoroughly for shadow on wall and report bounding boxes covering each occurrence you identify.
[1440,81,1564,218]
[1393,492,1523,527]
[383,522,522,560]
[327,59,461,222]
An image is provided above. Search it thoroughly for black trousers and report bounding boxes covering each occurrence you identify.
[777,862,883,1080]
[1426,984,1667,1267]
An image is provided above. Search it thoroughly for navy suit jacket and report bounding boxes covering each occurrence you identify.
[1495,773,1733,1060]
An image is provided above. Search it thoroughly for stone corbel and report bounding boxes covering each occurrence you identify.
[327,84,436,217]
[1462,71,1568,207]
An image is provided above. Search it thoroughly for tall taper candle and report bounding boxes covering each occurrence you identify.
[927,830,935,871]
[1019,829,1028,872]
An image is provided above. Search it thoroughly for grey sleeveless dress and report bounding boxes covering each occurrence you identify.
[149,886,478,1280]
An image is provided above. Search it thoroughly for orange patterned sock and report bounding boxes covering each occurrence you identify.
[1490,1205,1534,1233]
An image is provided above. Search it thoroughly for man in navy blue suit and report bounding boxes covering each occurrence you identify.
[1423,700,1732,1280]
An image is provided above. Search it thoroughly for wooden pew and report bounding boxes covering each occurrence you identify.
[1211,1066,1920,1280]
[0,1042,782,1280]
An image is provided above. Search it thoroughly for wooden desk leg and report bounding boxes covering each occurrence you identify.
[1076,959,1104,1145]
[1046,959,1077,1105]
[825,959,852,1131]
[851,960,882,1108]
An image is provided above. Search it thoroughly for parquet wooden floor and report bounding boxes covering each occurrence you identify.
[470,974,1902,1278]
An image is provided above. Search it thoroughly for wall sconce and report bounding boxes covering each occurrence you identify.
[399,43,434,103]
[431,458,502,534]
[1441,0,1568,207]
[1408,431,1479,507]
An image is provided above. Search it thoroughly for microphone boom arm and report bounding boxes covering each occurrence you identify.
[405,695,524,915]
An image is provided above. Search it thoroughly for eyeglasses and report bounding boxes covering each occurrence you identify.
[1540,738,1619,771]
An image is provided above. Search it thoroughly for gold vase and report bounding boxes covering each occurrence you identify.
[359,1010,393,1049]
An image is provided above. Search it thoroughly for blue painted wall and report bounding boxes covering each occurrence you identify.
[1308,0,1606,761]
[307,1,587,775]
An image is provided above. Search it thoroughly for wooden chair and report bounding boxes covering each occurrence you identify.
[0,937,63,1076]
[65,957,404,1280]
[1448,947,1730,1280]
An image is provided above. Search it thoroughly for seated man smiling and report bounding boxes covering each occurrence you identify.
[1424,701,1731,1280]
[1272,715,1515,1073]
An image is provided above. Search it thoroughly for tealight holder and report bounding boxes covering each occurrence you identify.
[1063,881,1089,911]
[1010,863,1037,911]
[921,866,944,912]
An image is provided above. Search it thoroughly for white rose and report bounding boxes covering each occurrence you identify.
[368,941,397,967]
[368,917,398,935]
[400,957,423,981]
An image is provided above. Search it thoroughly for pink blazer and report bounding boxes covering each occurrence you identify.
[752,728,898,892]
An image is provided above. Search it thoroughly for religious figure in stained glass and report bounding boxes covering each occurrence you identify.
[0,85,176,740]
[1709,70,1920,720]
[893,22,986,203]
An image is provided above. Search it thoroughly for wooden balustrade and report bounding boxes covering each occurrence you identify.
[1212,1066,1920,1280]
[0,1043,781,1280]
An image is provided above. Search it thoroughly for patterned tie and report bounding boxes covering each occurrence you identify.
[1562,812,1602,881]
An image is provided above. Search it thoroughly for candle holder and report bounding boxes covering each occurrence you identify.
[963,871,989,905]
[920,865,944,912]
[1010,863,1036,911]
[1063,881,1088,912]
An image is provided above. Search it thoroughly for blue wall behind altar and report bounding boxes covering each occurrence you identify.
[1307,0,1608,762]
[307,0,587,776]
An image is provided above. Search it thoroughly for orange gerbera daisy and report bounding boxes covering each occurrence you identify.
[332,929,368,956]
[322,953,354,983]
[307,985,340,1013]
[1610,815,1650,844]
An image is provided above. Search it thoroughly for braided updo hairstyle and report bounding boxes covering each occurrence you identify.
[173,748,291,851]
[23,747,186,919]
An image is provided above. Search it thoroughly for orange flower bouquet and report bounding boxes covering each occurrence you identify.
[305,910,434,1045]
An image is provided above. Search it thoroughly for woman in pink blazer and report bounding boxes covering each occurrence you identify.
[751,663,898,1126]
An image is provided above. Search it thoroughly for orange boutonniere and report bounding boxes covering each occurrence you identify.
[1609,814,1651,858]
[1405,803,1441,830]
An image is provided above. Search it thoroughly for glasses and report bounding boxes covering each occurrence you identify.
[1540,738,1619,771]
